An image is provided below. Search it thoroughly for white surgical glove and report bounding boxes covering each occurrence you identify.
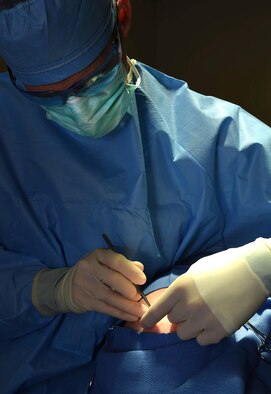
[141,238,271,345]
[32,248,147,321]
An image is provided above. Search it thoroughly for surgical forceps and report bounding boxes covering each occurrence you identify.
[102,233,151,307]
[244,321,271,363]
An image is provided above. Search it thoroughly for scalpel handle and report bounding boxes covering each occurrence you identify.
[102,233,151,307]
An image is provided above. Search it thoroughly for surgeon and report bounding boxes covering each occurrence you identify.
[0,0,271,393]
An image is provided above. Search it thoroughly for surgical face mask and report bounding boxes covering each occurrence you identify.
[42,58,141,138]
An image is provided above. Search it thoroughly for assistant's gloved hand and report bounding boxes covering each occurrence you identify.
[32,248,148,321]
[141,238,271,345]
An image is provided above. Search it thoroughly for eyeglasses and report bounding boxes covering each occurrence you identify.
[244,321,271,363]
[7,31,121,107]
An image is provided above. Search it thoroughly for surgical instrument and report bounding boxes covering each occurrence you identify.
[102,233,151,307]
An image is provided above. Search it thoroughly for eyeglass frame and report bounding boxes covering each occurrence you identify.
[7,25,122,107]
[244,321,271,363]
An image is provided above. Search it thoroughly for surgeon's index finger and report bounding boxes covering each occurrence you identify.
[140,286,177,328]
[97,249,146,285]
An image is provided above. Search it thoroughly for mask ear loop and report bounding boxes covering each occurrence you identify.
[126,58,141,88]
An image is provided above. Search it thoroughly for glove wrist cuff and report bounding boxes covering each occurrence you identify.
[248,238,271,293]
[32,266,85,316]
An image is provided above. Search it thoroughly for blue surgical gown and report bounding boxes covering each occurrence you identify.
[0,61,271,393]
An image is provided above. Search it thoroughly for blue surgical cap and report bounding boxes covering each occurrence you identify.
[0,0,116,85]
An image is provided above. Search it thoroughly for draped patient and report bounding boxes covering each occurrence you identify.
[125,288,177,333]
[90,269,271,394]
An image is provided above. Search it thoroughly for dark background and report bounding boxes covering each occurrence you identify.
[1,0,270,125]
[127,0,271,125]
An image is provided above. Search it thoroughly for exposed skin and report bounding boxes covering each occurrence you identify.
[125,288,178,333]
[25,0,131,93]
[141,272,229,345]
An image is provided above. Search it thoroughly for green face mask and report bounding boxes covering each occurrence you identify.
[42,58,141,138]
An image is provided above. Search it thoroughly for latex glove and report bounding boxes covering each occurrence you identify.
[32,248,147,321]
[141,238,271,345]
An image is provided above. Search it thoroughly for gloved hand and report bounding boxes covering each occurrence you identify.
[32,248,148,321]
[141,238,271,345]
